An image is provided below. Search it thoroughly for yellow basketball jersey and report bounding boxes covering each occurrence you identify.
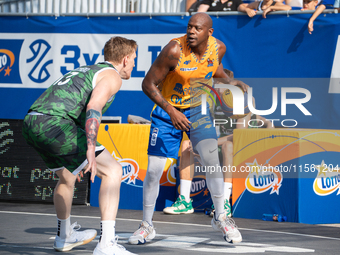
[160,35,219,109]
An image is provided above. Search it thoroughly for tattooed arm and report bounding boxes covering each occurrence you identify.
[142,41,191,131]
[84,109,101,182]
[86,109,101,148]
[84,69,122,182]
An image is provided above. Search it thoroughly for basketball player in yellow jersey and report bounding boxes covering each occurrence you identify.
[129,13,248,245]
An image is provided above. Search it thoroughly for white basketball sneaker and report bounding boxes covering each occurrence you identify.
[211,213,242,243]
[93,237,137,255]
[53,222,97,251]
[128,221,156,245]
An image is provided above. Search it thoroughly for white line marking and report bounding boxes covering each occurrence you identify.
[116,235,314,253]
[1,210,339,241]
[188,246,315,253]
[148,236,209,249]
[205,242,315,253]
[0,244,54,250]
[0,244,93,253]
[236,227,340,241]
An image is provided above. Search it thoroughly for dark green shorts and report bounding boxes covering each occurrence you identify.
[22,114,104,174]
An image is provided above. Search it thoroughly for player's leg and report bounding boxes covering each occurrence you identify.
[192,104,243,242]
[196,138,241,243]
[22,115,97,252]
[163,139,194,215]
[53,167,77,239]
[93,149,136,255]
[96,149,122,221]
[208,134,233,217]
[221,135,233,217]
[189,108,225,219]
[179,140,195,199]
[128,155,166,245]
[129,106,182,245]
[143,155,167,223]
[53,168,76,219]
[53,167,98,252]
[195,138,225,216]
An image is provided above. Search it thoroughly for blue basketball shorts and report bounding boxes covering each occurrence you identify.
[147,105,217,159]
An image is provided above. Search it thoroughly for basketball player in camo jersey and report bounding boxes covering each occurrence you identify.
[129,13,249,245]
[22,37,136,255]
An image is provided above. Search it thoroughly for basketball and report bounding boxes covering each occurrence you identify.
[220,86,250,119]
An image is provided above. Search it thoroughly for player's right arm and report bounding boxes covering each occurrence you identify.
[142,41,191,131]
[214,39,249,93]
[84,69,122,182]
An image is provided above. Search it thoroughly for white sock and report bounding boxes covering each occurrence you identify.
[143,204,155,226]
[224,182,232,202]
[57,216,71,240]
[180,179,192,202]
[99,220,116,248]
[212,195,225,220]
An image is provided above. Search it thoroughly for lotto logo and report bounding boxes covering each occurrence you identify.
[0,39,23,84]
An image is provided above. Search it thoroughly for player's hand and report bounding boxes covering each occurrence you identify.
[76,171,84,183]
[236,80,249,93]
[84,150,97,183]
[308,22,314,34]
[188,146,200,158]
[169,107,191,131]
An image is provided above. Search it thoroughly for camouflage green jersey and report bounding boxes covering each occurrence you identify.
[22,62,119,173]
[28,62,118,127]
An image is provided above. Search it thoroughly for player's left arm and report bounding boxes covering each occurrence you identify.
[214,39,249,93]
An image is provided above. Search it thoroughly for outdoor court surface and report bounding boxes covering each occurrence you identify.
[1,202,340,255]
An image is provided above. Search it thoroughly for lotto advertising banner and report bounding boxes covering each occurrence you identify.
[232,129,340,224]
[1,14,340,129]
[90,124,177,211]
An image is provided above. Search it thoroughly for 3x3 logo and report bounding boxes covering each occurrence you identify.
[0,39,53,84]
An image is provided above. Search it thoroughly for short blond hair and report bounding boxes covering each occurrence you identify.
[104,37,137,64]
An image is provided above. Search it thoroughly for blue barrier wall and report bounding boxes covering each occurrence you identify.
[1,13,340,128]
